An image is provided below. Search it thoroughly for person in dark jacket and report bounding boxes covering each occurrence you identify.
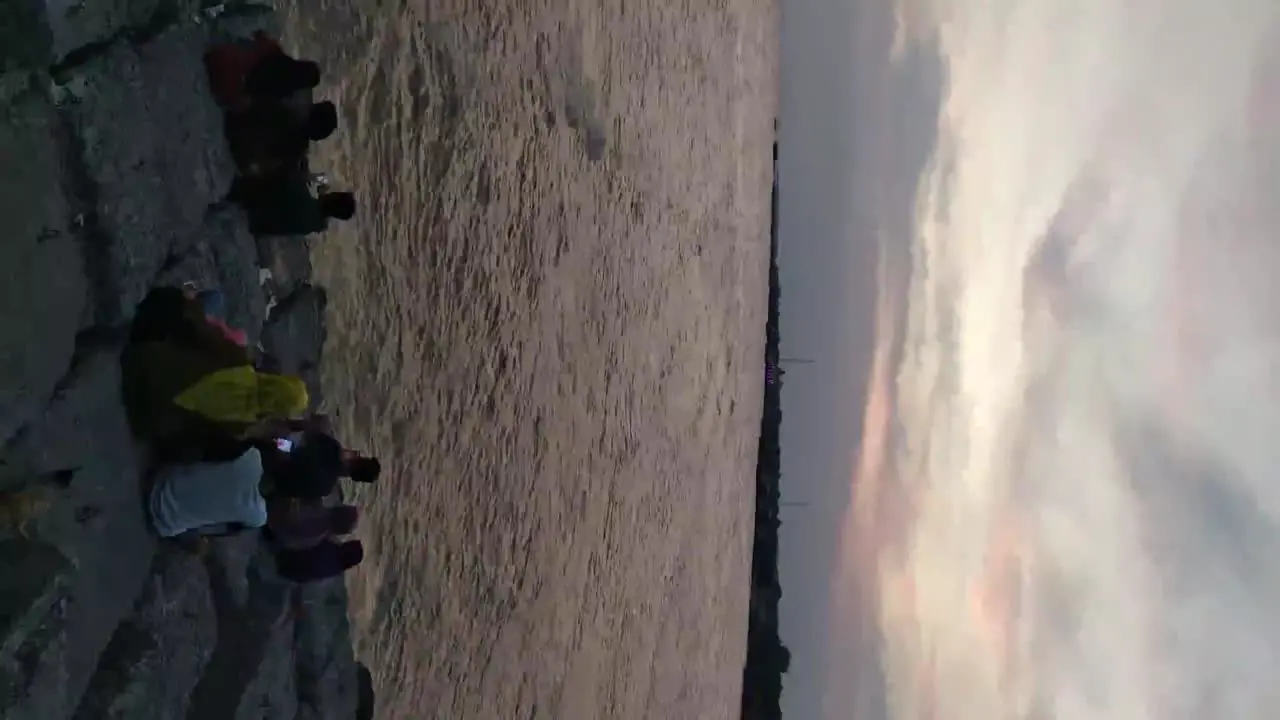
[204,31,320,111]
[225,101,339,178]
[229,170,355,236]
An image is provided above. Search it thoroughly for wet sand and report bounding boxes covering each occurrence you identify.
[274,1,779,717]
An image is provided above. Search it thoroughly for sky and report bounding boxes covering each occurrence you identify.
[776,1,1280,718]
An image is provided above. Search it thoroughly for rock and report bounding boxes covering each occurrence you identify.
[233,574,298,720]
[204,528,260,608]
[186,553,291,720]
[43,0,188,64]
[153,203,268,346]
[256,234,313,301]
[151,228,221,292]
[207,205,268,345]
[0,0,55,74]
[261,284,327,404]
[0,539,73,720]
[207,2,280,44]
[294,578,357,720]
[355,662,375,720]
[7,348,156,719]
[57,22,235,324]
[0,88,87,447]
[71,548,215,720]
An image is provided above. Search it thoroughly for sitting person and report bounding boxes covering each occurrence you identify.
[124,287,254,450]
[129,285,246,353]
[121,331,309,452]
[263,495,363,583]
[225,101,339,178]
[277,414,382,486]
[204,30,320,111]
[259,428,346,500]
[229,170,355,236]
[148,445,268,539]
[265,500,357,550]
[187,284,248,346]
[275,537,364,583]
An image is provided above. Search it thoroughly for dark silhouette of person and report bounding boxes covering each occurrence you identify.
[204,31,320,111]
[229,172,355,236]
[225,101,339,177]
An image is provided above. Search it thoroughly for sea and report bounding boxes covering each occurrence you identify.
[270,1,779,717]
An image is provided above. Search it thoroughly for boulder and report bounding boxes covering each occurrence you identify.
[294,578,358,720]
[233,578,298,720]
[185,553,291,720]
[0,539,74,720]
[261,284,327,404]
[56,22,235,325]
[7,348,155,717]
[43,0,187,63]
[256,234,313,302]
[150,204,266,346]
[71,548,215,720]
[0,88,87,447]
[0,0,54,74]
[207,205,268,345]
[207,2,280,44]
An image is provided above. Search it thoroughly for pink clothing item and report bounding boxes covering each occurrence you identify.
[206,316,248,346]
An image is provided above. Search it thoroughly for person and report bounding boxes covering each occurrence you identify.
[190,285,248,346]
[275,415,382,487]
[229,171,356,236]
[121,333,309,450]
[148,446,268,539]
[225,101,339,178]
[265,500,357,550]
[260,428,345,500]
[204,31,320,111]
[170,363,308,430]
[275,538,364,583]
[129,286,242,352]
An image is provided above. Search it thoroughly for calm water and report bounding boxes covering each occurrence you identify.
[272,2,778,717]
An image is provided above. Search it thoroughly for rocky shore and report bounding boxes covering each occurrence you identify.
[1,1,360,717]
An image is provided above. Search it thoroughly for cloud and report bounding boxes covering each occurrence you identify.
[873,1,1280,718]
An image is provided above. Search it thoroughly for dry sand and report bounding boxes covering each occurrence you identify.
[274,1,780,717]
